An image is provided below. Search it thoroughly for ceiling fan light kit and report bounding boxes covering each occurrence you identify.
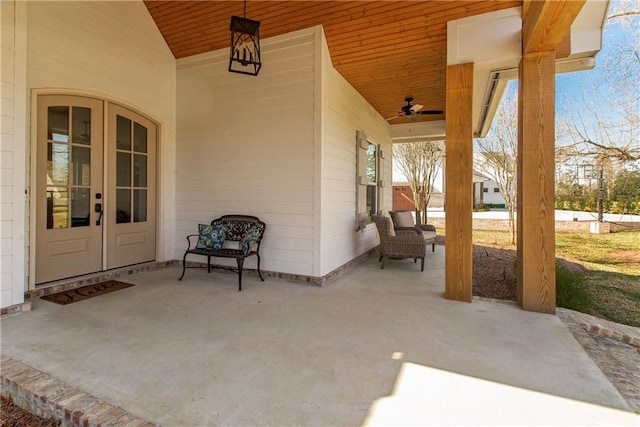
[228,1,261,76]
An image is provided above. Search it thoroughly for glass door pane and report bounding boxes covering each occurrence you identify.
[46,106,93,228]
[115,115,148,224]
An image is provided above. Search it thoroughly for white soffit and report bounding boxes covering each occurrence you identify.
[447,0,608,138]
[390,121,446,143]
[570,0,608,58]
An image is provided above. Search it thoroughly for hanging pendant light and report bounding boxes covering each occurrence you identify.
[229,0,261,76]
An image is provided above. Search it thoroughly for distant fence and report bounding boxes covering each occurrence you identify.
[426,217,640,233]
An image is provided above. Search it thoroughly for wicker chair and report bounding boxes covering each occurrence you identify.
[389,210,436,252]
[371,214,427,271]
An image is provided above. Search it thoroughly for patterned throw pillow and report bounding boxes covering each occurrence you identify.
[196,224,225,250]
[241,226,262,254]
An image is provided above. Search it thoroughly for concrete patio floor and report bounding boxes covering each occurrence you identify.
[1,249,638,426]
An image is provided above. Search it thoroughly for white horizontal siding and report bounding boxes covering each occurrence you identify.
[176,28,317,276]
[25,0,177,273]
[0,0,26,308]
[319,31,392,275]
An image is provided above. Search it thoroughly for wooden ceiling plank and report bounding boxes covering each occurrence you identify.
[148,1,517,59]
[151,4,237,40]
[329,35,447,58]
[143,0,522,122]
[331,44,446,65]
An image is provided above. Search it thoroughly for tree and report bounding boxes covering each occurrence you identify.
[611,170,640,214]
[604,0,640,93]
[393,141,444,225]
[556,1,640,173]
[555,1,640,218]
[475,83,518,245]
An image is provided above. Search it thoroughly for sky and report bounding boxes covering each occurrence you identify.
[555,0,640,130]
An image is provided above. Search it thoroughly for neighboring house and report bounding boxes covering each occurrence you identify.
[394,170,487,211]
[478,180,508,207]
[392,184,444,211]
[1,1,607,315]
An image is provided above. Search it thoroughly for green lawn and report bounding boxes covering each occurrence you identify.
[556,230,640,326]
[466,228,640,326]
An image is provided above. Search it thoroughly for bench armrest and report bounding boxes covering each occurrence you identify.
[417,224,436,232]
[185,234,199,250]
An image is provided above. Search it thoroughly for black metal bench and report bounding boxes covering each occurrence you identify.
[178,215,266,291]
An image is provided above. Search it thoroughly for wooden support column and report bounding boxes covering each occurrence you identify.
[445,62,473,303]
[517,52,556,313]
[516,0,585,313]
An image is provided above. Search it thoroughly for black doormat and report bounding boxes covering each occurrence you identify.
[41,280,134,305]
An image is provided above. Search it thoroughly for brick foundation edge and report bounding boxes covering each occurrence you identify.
[1,356,156,427]
[17,250,377,309]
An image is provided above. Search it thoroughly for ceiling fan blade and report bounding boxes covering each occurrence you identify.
[416,110,444,115]
[409,104,423,113]
[385,115,400,121]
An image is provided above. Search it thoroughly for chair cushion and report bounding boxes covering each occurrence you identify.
[394,211,415,228]
[196,224,226,250]
[422,230,437,242]
[241,226,262,254]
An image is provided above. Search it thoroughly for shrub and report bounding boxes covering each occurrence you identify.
[484,203,506,209]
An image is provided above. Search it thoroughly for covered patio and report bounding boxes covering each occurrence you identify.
[2,1,635,423]
[1,0,611,317]
[1,253,635,426]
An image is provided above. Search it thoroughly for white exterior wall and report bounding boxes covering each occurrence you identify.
[482,180,507,206]
[1,1,27,307]
[0,0,176,307]
[176,26,390,279]
[176,28,317,276]
[319,31,391,275]
[26,1,177,267]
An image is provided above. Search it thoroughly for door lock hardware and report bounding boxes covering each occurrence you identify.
[95,203,103,225]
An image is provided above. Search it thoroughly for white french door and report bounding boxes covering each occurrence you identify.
[106,103,156,270]
[35,95,156,284]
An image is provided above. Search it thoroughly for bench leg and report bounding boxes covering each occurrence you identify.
[236,257,244,291]
[179,252,189,281]
[421,257,425,271]
[256,254,265,282]
[380,256,386,269]
[432,243,435,252]
[207,256,212,273]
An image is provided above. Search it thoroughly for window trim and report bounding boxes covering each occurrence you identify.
[355,130,383,230]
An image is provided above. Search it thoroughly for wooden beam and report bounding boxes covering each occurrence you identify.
[555,32,572,59]
[522,0,585,54]
[445,62,473,303]
[517,51,556,314]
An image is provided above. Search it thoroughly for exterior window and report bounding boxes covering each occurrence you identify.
[355,130,383,229]
[366,143,378,216]
[483,188,489,193]
[582,164,596,179]
[493,188,500,193]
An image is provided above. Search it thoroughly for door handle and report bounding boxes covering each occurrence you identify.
[95,203,103,226]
